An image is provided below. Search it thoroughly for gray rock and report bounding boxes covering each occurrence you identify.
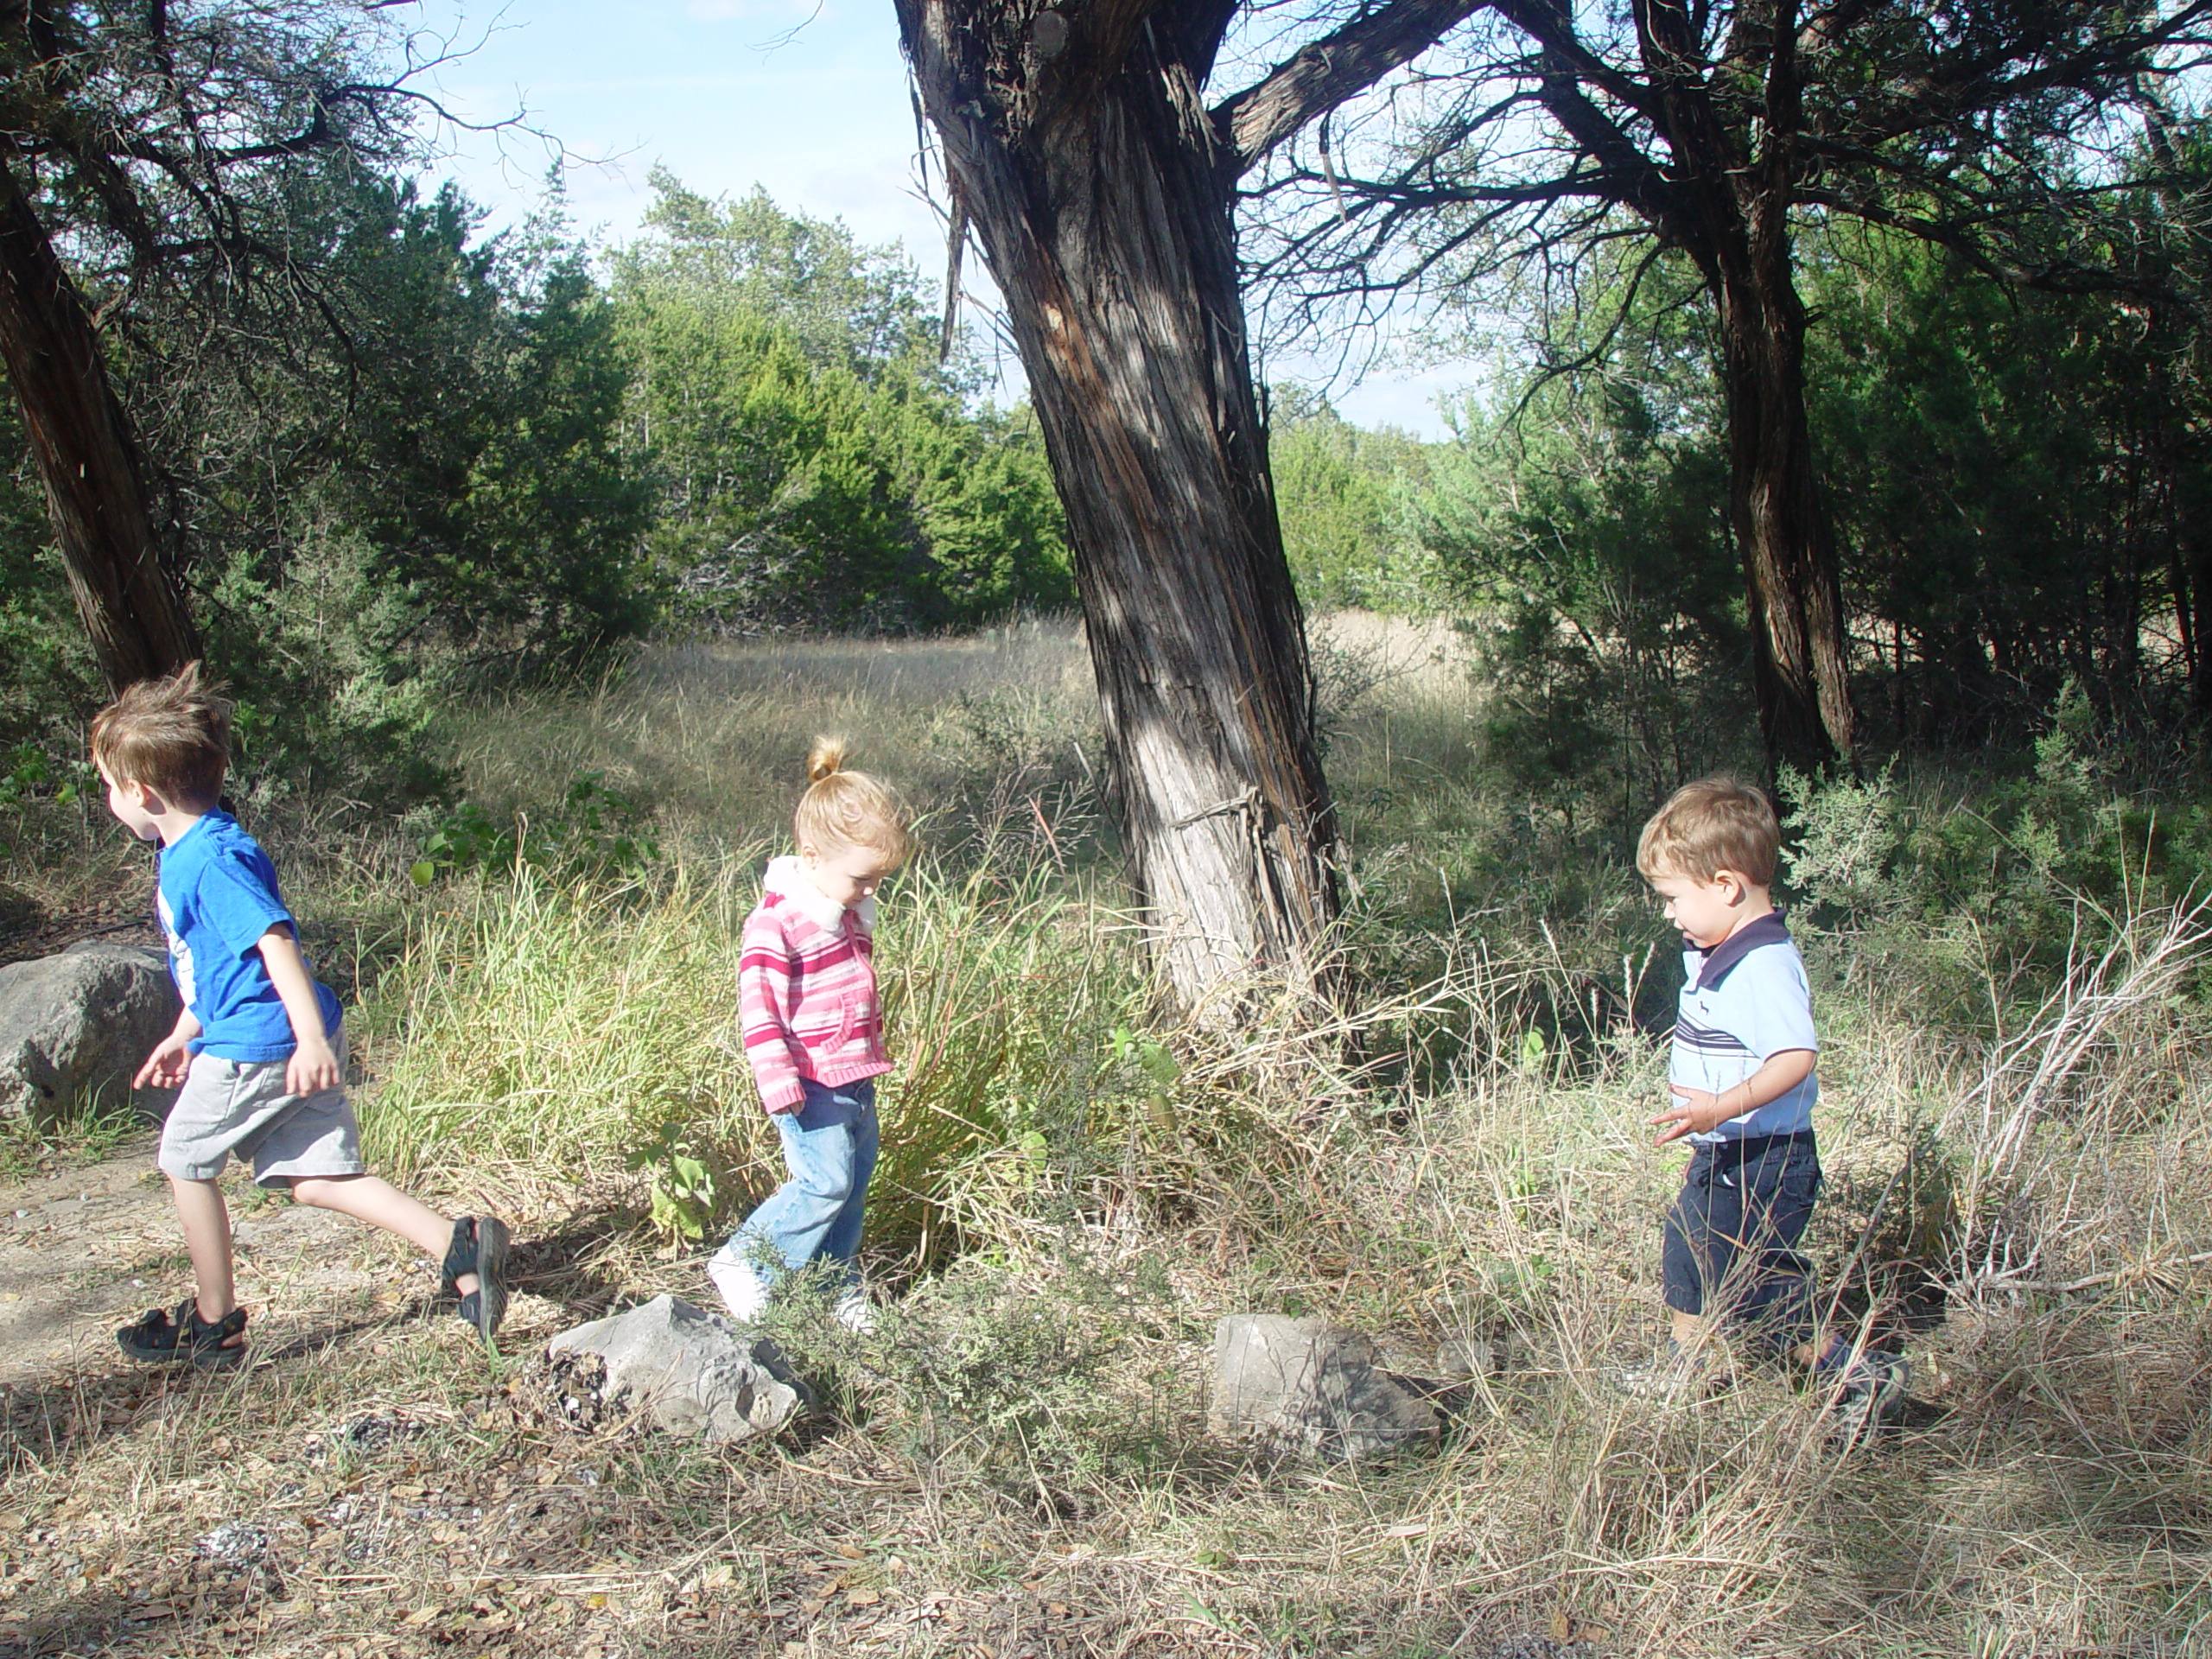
[1437,1336,1497,1377]
[545,1294,812,1444]
[1210,1314,1440,1460]
[0,942,180,1124]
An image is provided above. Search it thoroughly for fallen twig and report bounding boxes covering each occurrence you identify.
[1960,1249,2212,1296]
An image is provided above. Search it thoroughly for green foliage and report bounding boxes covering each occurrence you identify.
[612,174,1072,632]
[0,744,90,810]
[98,173,655,806]
[262,179,656,677]
[408,770,661,887]
[196,533,452,807]
[1109,1025,1182,1137]
[625,1119,720,1245]
[0,397,101,758]
[1781,702,2212,1025]
[610,168,942,378]
[1268,388,1433,610]
[1805,225,2207,743]
[1408,262,1753,841]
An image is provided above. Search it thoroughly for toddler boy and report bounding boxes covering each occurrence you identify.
[92,663,509,1368]
[1633,776,1905,1427]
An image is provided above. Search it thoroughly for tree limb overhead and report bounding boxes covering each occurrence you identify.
[1213,0,1482,175]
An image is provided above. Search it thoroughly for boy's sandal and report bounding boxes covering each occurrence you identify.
[441,1216,512,1342]
[116,1299,248,1370]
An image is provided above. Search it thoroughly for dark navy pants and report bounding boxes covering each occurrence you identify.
[1662,1131,1821,1350]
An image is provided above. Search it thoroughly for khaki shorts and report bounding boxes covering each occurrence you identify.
[157,1030,365,1186]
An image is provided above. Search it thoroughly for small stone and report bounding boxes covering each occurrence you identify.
[193,1522,270,1568]
[545,1294,812,1445]
[1436,1337,1496,1377]
[1210,1314,1439,1460]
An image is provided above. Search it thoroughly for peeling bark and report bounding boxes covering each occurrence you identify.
[894,0,1399,1007]
[0,159,198,691]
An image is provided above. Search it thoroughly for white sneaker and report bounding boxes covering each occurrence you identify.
[833,1287,876,1333]
[709,1256,769,1323]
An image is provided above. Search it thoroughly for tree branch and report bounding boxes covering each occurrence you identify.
[1212,0,1482,175]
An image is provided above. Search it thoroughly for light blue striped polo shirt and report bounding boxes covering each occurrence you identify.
[1670,912,1819,1142]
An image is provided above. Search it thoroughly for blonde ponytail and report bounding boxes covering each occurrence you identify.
[806,734,851,785]
[793,735,914,867]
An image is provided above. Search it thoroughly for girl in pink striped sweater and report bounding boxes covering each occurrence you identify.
[709,738,914,1332]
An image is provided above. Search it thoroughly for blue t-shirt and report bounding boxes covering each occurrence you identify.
[156,810,343,1062]
[1669,911,1819,1141]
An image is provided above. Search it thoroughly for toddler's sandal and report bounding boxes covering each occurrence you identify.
[442,1216,512,1343]
[116,1299,249,1370]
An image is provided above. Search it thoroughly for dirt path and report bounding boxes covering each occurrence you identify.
[0,1135,426,1389]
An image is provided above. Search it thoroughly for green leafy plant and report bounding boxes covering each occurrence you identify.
[410,769,660,887]
[0,743,88,808]
[626,1118,721,1247]
[1110,1024,1182,1138]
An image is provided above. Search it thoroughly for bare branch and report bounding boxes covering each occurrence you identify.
[1212,0,1482,175]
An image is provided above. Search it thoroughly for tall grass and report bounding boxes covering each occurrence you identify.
[359,861,756,1181]
[437,616,1104,865]
[359,827,1155,1268]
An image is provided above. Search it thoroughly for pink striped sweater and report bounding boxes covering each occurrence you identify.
[737,855,892,1113]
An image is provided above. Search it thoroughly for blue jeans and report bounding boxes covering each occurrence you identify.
[710,1079,877,1300]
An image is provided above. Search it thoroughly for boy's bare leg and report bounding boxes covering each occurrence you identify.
[289,1175,480,1297]
[168,1175,241,1324]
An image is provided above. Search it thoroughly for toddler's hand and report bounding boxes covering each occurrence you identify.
[1650,1084,1727,1145]
[133,1033,194,1091]
[286,1036,342,1099]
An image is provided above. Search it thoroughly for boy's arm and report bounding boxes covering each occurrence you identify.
[133,1006,204,1090]
[1651,1047,1815,1145]
[256,925,342,1098]
[738,916,808,1115]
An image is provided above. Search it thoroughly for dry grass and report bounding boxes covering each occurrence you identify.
[4,616,2212,1656]
[443,617,1103,867]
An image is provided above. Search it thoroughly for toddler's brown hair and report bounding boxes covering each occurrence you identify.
[89,660,230,807]
[1637,775,1780,887]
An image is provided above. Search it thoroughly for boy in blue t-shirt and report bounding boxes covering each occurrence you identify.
[1629,777,1906,1430]
[91,664,511,1369]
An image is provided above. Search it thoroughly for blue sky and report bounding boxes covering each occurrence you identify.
[406,0,1468,435]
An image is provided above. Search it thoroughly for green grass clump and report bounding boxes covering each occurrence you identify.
[359,862,754,1184]
[359,835,1156,1266]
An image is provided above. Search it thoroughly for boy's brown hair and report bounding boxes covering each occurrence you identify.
[89,661,230,807]
[794,734,914,868]
[1637,775,1780,887]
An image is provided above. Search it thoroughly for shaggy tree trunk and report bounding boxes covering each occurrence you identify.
[1713,249,1857,772]
[895,3,1349,1007]
[0,160,199,691]
[1630,0,1855,774]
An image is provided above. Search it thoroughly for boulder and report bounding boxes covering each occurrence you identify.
[545,1294,812,1444]
[1210,1314,1440,1460]
[0,942,180,1124]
